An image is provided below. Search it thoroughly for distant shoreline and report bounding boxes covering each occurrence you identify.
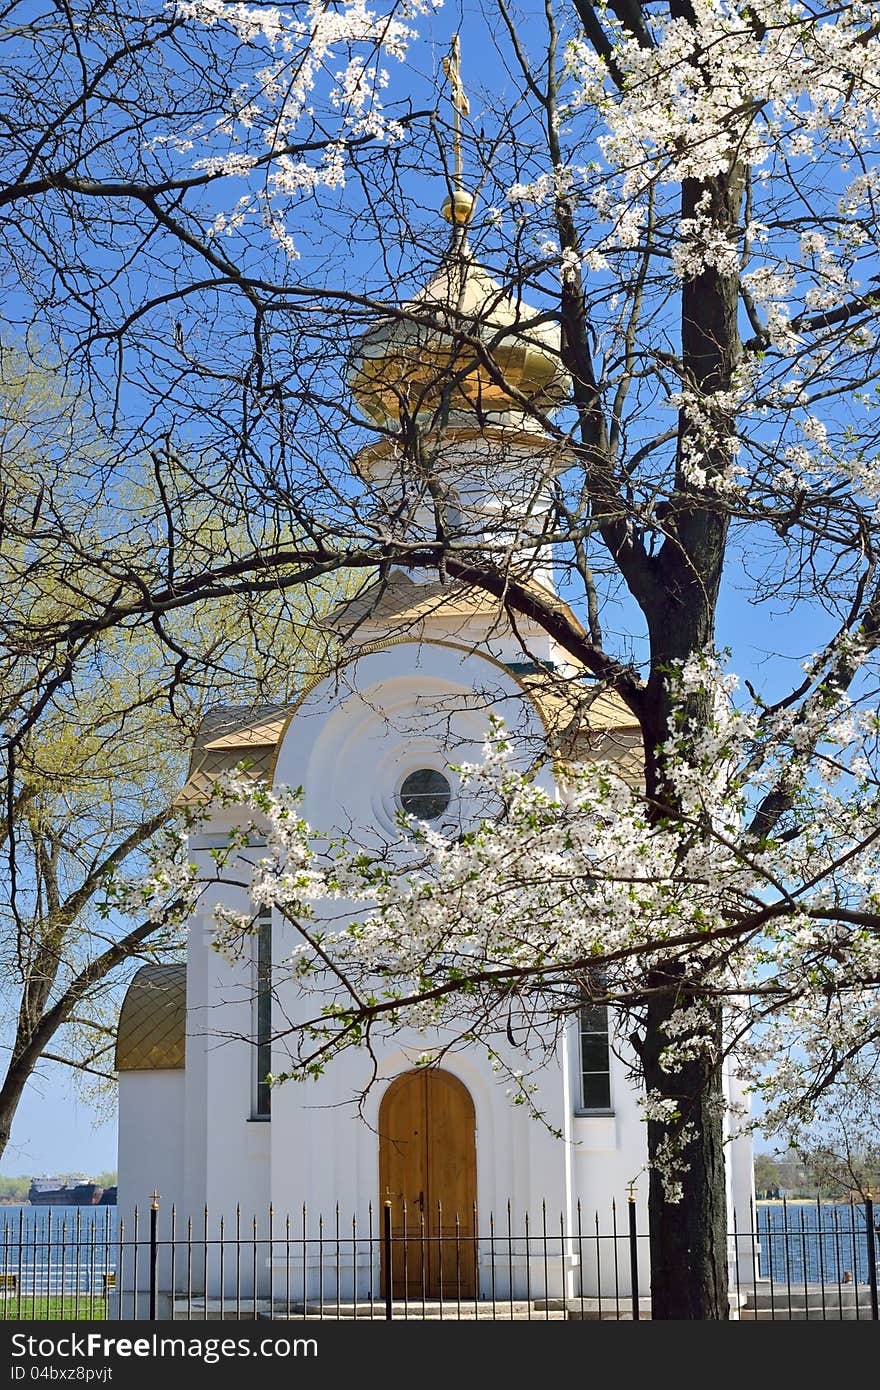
[756,1197,866,1204]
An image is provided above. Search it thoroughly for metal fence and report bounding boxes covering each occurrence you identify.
[1,1195,878,1320]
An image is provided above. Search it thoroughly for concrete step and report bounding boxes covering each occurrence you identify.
[170,1299,269,1320]
[175,1291,869,1322]
[536,1296,653,1320]
[265,1300,566,1320]
[739,1281,877,1311]
[289,1309,568,1321]
[739,1306,877,1321]
[172,1297,567,1321]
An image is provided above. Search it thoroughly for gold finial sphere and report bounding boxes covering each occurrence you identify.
[441,188,475,225]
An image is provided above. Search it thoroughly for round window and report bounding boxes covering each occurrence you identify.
[399,768,452,821]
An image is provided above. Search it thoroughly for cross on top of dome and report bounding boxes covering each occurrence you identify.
[440,35,475,229]
[347,38,570,432]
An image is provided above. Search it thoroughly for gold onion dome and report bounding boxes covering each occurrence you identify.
[347,200,571,427]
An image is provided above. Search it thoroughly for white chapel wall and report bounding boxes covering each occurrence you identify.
[117,1070,185,1223]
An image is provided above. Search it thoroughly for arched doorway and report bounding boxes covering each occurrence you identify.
[379,1069,477,1299]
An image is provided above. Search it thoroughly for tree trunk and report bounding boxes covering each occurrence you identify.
[642,983,730,1318]
[638,642,732,1319]
[628,151,744,1317]
[638,653,732,1320]
[0,1055,37,1165]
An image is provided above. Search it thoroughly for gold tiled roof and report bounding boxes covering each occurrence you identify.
[115,964,186,1072]
[532,675,637,731]
[175,705,288,808]
[323,570,586,636]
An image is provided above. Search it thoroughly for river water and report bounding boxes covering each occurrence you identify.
[753,1200,879,1286]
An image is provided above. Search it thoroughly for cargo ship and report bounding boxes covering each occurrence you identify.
[28,1176,104,1206]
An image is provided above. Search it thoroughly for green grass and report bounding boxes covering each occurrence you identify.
[0,1296,107,1320]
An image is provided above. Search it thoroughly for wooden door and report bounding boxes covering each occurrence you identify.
[379,1069,430,1298]
[379,1069,477,1299]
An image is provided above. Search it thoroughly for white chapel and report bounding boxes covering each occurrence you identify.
[114,189,755,1310]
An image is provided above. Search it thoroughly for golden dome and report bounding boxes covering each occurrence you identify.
[348,235,570,426]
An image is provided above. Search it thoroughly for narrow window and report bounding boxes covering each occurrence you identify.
[254,907,272,1118]
[579,1003,611,1111]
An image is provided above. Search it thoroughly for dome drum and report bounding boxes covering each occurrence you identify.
[351,423,573,490]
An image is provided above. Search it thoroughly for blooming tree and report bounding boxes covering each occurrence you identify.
[7,0,880,1318]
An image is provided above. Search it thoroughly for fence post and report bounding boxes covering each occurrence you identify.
[383,1200,393,1321]
[149,1191,160,1322]
[866,1192,878,1322]
[627,1183,640,1321]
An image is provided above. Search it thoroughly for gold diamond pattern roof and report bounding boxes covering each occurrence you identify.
[323,570,587,637]
[175,706,287,808]
[115,964,186,1072]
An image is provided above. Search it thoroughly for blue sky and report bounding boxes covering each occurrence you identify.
[2,1067,116,1180]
